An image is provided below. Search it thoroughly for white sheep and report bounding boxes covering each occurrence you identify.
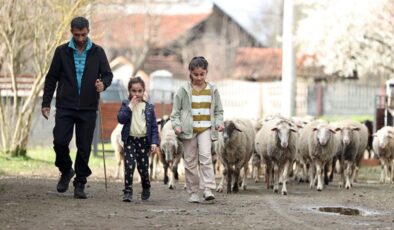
[373,126,394,183]
[298,121,338,191]
[255,118,297,195]
[160,120,183,189]
[334,120,368,189]
[216,118,255,193]
[110,123,124,179]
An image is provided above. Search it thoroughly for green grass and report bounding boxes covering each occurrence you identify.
[358,165,380,180]
[318,115,374,123]
[0,145,117,176]
[0,145,382,182]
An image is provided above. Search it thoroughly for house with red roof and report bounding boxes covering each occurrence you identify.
[91,2,263,81]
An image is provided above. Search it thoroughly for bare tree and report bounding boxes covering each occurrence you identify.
[295,0,393,79]
[92,0,166,77]
[0,0,93,156]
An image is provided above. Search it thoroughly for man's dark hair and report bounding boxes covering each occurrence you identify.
[71,17,89,30]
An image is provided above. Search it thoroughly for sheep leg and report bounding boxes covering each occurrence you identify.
[273,163,279,193]
[309,163,316,189]
[241,164,248,190]
[254,163,261,183]
[300,161,308,183]
[352,166,359,183]
[384,162,390,183]
[227,167,233,194]
[169,158,180,189]
[173,165,179,180]
[168,164,175,189]
[216,162,221,175]
[329,156,336,182]
[149,151,157,180]
[350,163,357,184]
[294,162,303,183]
[339,159,345,188]
[114,155,121,179]
[270,165,275,189]
[390,161,394,183]
[168,159,180,189]
[114,150,123,179]
[281,160,289,195]
[316,161,323,191]
[251,164,256,182]
[233,168,240,193]
[379,160,385,183]
[216,167,226,193]
[212,157,217,175]
[163,162,169,185]
[344,161,353,189]
[265,160,271,189]
[324,161,330,185]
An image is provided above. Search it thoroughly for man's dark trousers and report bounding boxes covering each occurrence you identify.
[53,108,97,185]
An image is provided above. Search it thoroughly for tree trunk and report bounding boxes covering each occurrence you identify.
[0,0,92,157]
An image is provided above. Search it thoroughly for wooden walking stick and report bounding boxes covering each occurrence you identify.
[98,100,108,192]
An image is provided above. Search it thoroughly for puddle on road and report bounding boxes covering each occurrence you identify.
[317,207,360,216]
[305,206,382,217]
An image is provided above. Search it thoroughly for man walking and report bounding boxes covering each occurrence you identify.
[41,16,113,199]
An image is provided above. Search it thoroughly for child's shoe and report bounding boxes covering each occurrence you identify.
[203,189,215,201]
[122,188,133,202]
[141,187,150,201]
[188,192,200,203]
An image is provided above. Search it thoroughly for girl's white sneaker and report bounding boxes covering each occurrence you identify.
[203,189,215,201]
[188,193,200,203]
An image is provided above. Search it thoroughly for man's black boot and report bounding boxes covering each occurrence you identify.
[141,187,150,201]
[57,168,75,193]
[122,188,133,202]
[73,182,87,199]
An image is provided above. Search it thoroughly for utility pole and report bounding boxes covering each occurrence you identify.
[281,0,296,117]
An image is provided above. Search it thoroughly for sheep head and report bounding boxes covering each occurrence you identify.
[271,121,297,148]
[335,126,360,146]
[313,124,335,146]
[374,128,394,149]
[223,120,242,143]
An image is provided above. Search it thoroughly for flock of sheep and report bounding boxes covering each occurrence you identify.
[111,115,394,195]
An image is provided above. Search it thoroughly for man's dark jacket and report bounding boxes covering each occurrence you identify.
[42,42,113,110]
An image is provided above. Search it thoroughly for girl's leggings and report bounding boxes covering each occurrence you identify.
[124,136,150,190]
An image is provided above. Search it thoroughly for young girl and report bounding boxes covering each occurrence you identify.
[170,56,224,203]
[117,77,159,202]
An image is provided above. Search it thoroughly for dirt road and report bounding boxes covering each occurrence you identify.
[1,170,394,230]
